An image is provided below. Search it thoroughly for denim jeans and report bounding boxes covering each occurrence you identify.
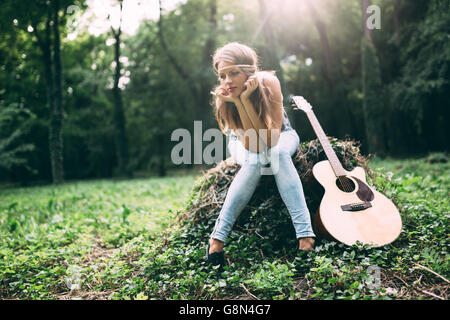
[210,129,316,243]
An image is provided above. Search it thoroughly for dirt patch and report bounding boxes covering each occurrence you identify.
[55,237,121,300]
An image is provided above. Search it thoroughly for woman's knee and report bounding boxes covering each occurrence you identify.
[276,130,299,156]
[270,148,292,164]
[280,149,293,159]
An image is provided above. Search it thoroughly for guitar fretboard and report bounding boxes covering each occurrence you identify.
[304,110,346,177]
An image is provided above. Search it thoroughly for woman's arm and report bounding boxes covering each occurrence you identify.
[212,85,264,151]
[212,87,257,140]
[233,99,263,152]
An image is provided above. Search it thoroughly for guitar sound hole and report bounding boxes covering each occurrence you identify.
[336,176,356,193]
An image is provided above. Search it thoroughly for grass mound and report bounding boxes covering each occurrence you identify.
[180,138,373,256]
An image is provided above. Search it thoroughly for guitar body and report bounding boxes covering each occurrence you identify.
[291,95,402,247]
[312,160,402,247]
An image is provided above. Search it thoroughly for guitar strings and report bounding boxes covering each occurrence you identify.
[343,177,352,192]
[338,175,352,192]
[338,176,347,192]
[345,177,353,192]
[291,98,353,193]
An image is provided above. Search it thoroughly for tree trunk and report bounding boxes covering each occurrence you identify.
[197,0,217,130]
[157,0,196,97]
[111,1,129,177]
[361,0,387,156]
[304,0,339,135]
[50,0,64,184]
[33,2,64,184]
[157,133,167,177]
[393,0,402,46]
[361,0,375,44]
[306,0,335,95]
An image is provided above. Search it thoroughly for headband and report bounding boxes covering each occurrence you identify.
[217,64,256,73]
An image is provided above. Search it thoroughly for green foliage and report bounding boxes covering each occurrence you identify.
[390,0,449,120]
[387,0,450,153]
[243,260,295,299]
[0,174,196,299]
[1,0,449,182]
[0,104,36,173]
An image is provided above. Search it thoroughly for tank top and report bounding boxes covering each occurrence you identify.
[280,106,293,132]
[229,101,293,141]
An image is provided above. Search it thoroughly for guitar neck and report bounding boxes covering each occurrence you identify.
[304,110,347,177]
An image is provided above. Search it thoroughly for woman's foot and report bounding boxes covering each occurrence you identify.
[298,237,315,251]
[206,238,226,274]
[209,238,224,254]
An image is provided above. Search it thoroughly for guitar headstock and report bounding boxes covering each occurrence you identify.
[291,96,313,113]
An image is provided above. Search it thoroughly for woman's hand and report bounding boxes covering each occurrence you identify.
[211,87,237,104]
[240,75,258,100]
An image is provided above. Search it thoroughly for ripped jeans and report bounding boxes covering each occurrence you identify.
[210,129,316,243]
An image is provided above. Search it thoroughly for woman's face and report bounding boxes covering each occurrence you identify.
[217,60,249,98]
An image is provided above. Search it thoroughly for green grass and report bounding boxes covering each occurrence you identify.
[0,175,197,299]
[0,154,449,300]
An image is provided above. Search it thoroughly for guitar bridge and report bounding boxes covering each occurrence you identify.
[341,202,372,212]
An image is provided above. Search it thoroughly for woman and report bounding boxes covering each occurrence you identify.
[207,42,315,270]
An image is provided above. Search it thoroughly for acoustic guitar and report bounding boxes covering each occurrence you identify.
[291,96,402,247]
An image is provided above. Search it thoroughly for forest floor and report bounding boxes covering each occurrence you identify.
[0,153,448,300]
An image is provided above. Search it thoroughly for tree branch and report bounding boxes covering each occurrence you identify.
[157,0,191,83]
[415,263,450,284]
[306,0,335,94]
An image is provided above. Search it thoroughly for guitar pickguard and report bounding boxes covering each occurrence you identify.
[352,176,374,202]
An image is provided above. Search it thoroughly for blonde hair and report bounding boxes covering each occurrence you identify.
[211,42,276,135]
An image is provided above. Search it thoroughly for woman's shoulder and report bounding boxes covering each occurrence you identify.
[256,70,276,80]
[257,71,281,94]
[257,71,280,88]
